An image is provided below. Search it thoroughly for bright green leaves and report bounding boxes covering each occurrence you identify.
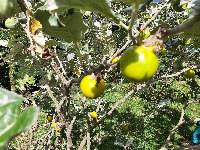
[43,0,118,22]
[0,88,39,149]
[0,0,20,18]
[35,9,87,42]
[16,74,35,91]
[35,0,121,42]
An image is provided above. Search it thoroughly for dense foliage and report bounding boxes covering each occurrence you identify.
[0,0,199,149]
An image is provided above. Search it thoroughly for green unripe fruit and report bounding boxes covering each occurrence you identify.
[120,45,159,82]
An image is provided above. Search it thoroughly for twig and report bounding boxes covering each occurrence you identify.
[54,49,67,76]
[17,0,34,50]
[108,39,132,63]
[140,2,168,32]
[35,130,52,150]
[17,0,30,13]
[51,59,72,87]
[128,3,139,43]
[160,66,197,78]
[66,117,76,150]
[167,15,200,35]
[109,1,167,62]
[86,126,91,150]
[107,89,135,116]
[160,107,186,149]
[8,63,16,91]
[93,89,134,128]
[96,100,102,112]
[74,42,88,73]
[44,84,60,114]
[119,21,129,30]
[78,135,87,150]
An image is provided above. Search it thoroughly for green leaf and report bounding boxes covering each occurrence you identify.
[112,0,144,4]
[5,17,18,29]
[35,10,88,42]
[0,0,20,18]
[112,0,135,3]
[0,88,23,105]
[42,0,119,22]
[181,20,200,39]
[0,88,39,149]
[171,0,184,12]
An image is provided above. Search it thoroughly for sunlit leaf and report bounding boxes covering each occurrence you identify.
[0,88,39,149]
[35,9,88,42]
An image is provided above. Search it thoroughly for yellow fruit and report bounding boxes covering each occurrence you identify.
[51,121,61,136]
[80,74,105,99]
[51,121,60,128]
[30,18,42,34]
[89,111,97,119]
[111,56,120,63]
[120,45,159,82]
[47,115,53,122]
[184,69,195,78]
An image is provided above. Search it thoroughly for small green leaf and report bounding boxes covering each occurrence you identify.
[181,20,200,39]
[35,10,88,42]
[5,17,18,29]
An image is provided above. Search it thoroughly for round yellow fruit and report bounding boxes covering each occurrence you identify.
[111,56,120,63]
[120,45,159,82]
[80,74,105,99]
[184,69,195,79]
[89,111,97,119]
[47,115,53,122]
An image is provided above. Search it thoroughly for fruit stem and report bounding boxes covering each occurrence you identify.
[128,2,139,43]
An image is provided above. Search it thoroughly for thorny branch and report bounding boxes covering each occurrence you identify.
[51,59,73,87]
[17,0,35,50]
[160,106,186,149]
[54,49,67,76]
[66,117,76,150]
[44,84,61,114]
[160,66,198,78]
